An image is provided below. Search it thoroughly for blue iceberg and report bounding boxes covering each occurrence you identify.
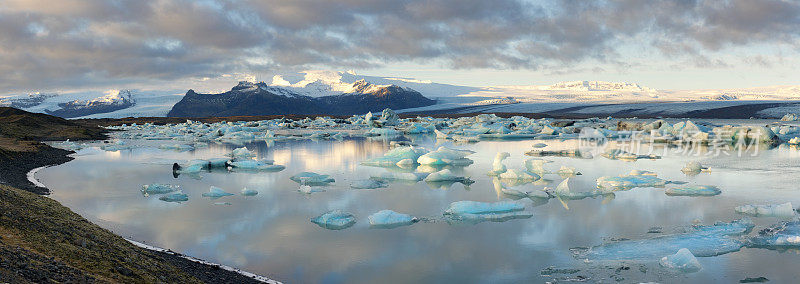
[368,210,419,229]
[311,210,356,230]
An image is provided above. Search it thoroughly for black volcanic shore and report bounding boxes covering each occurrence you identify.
[0,107,270,283]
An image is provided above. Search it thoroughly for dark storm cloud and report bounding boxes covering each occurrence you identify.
[0,0,798,91]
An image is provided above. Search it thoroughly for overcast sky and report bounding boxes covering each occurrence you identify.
[1,0,799,94]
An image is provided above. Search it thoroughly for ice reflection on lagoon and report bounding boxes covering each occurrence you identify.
[40,135,800,283]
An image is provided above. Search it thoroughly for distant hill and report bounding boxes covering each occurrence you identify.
[167,80,435,117]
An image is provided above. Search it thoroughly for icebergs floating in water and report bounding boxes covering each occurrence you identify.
[665,185,721,197]
[487,152,510,176]
[368,210,419,229]
[596,171,667,190]
[231,147,255,159]
[681,161,708,175]
[311,210,356,230]
[240,187,258,196]
[602,149,660,161]
[290,172,335,186]
[202,186,234,199]
[417,146,475,166]
[735,202,795,218]
[159,192,189,203]
[749,221,800,249]
[443,201,532,224]
[141,183,180,196]
[361,146,428,167]
[424,169,471,182]
[228,159,285,172]
[576,219,754,261]
[659,248,702,273]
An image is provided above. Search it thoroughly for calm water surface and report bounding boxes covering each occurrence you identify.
[40,131,800,283]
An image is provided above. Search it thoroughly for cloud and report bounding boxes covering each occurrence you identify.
[0,0,798,92]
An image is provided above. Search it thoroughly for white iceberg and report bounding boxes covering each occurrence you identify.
[417,146,475,166]
[361,146,428,167]
[487,152,510,176]
[298,185,327,194]
[735,202,795,218]
[659,248,702,273]
[368,210,419,229]
[311,210,356,230]
[231,147,255,159]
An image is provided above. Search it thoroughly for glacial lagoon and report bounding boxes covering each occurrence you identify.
[38,118,800,283]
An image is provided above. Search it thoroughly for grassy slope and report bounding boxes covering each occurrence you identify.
[0,184,204,283]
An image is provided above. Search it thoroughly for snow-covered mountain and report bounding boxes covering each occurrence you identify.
[46,90,136,118]
[270,70,481,97]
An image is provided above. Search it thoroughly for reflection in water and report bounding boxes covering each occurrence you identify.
[40,136,800,283]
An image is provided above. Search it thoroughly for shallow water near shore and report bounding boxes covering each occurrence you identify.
[39,127,800,283]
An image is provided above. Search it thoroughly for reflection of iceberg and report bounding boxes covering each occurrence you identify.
[202,186,234,199]
[141,183,180,196]
[368,210,419,229]
[498,169,540,182]
[159,192,189,203]
[524,158,552,175]
[351,179,388,189]
[659,248,702,273]
[311,210,356,230]
[443,201,531,224]
[735,202,795,218]
[290,172,335,185]
[576,219,754,261]
[665,185,721,196]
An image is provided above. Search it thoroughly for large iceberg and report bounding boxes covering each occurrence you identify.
[311,210,356,230]
[577,219,754,261]
[368,210,419,229]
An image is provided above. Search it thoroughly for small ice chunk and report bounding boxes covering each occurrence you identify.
[368,210,419,229]
[351,179,388,189]
[735,202,795,218]
[487,152,510,176]
[141,183,180,196]
[425,169,469,182]
[202,186,234,199]
[240,187,259,196]
[681,161,708,174]
[290,172,335,185]
[659,248,702,273]
[532,143,548,148]
[665,185,721,196]
[311,210,356,230]
[298,185,326,194]
[557,166,581,177]
[159,192,188,203]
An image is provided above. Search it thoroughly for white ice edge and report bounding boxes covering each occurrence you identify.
[27,166,48,188]
[126,238,281,284]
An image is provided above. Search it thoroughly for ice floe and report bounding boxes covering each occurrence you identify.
[659,248,702,273]
[290,172,335,185]
[368,210,419,229]
[311,210,356,230]
[665,185,721,197]
[202,186,234,199]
